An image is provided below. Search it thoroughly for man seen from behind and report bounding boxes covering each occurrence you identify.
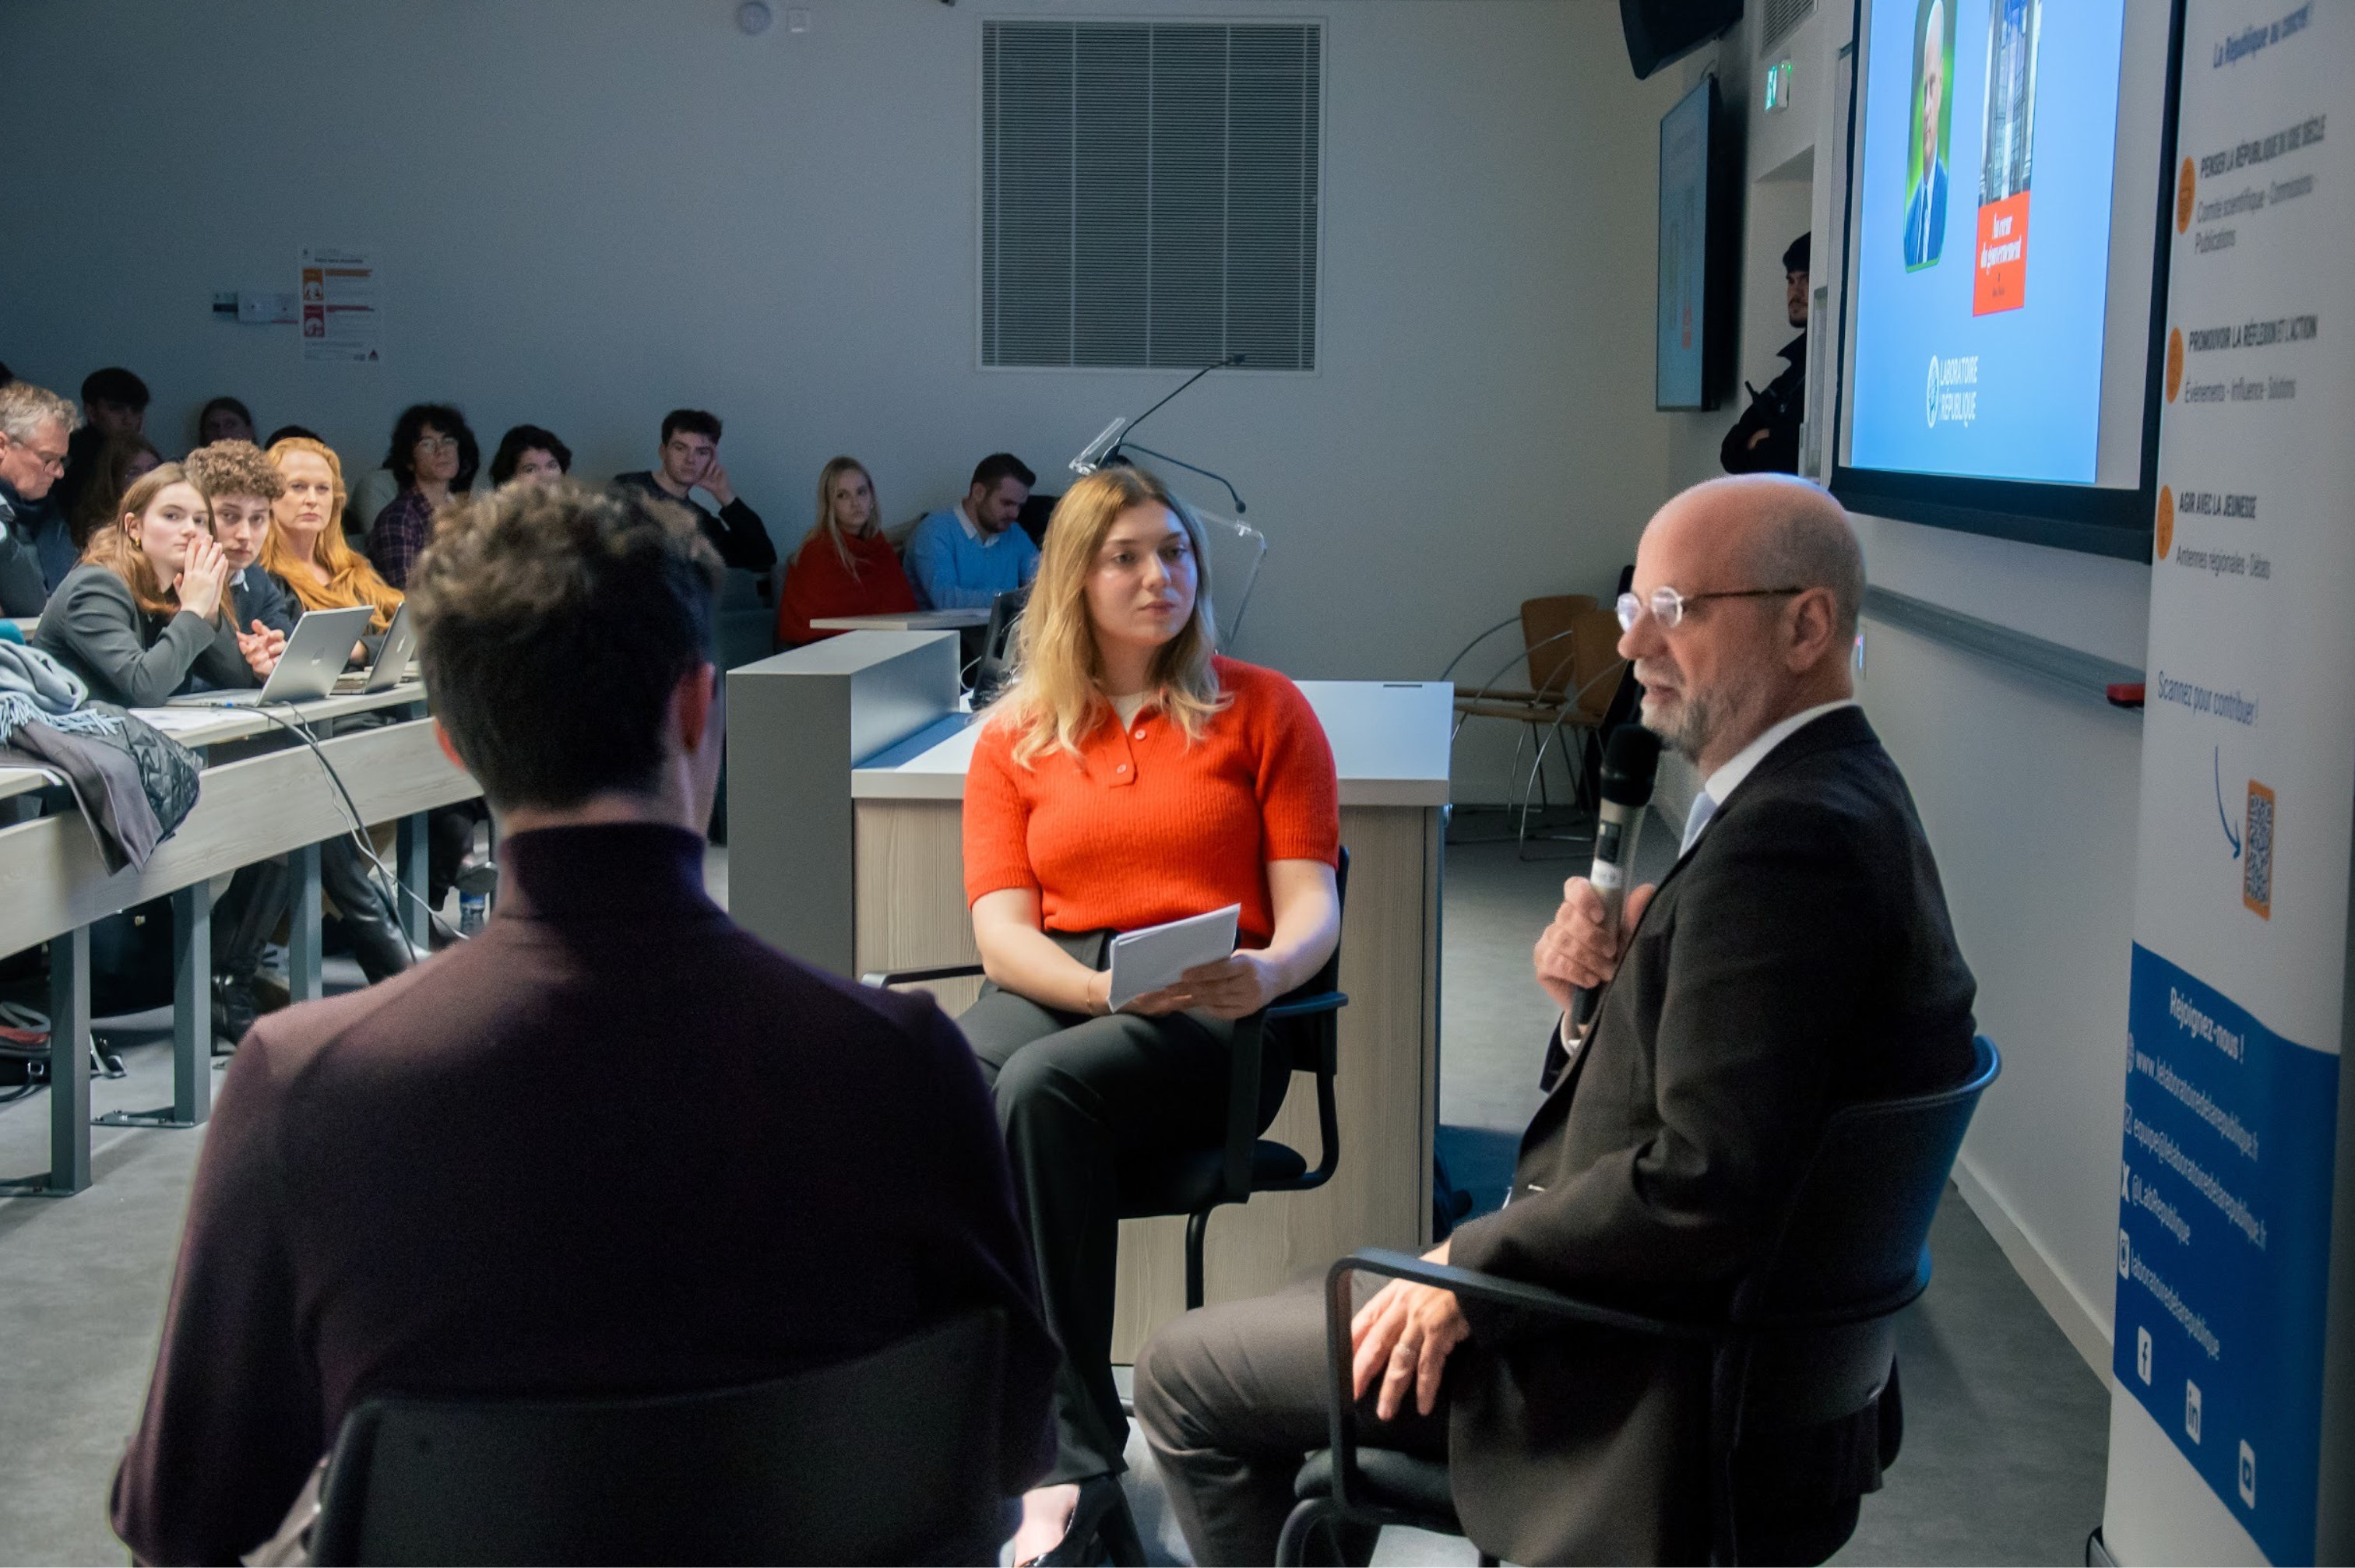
[111,480,1057,1565]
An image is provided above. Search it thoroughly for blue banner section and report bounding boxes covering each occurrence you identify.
[2116,944,2339,1564]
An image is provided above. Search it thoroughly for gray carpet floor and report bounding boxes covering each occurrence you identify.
[0,828,2110,1566]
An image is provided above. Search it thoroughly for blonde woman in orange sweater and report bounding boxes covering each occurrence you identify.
[960,463,1340,1565]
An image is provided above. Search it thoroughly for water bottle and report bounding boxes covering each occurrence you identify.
[455,860,498,938]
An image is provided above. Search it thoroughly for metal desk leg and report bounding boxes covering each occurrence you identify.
[0,928,94,1197]
[399,812,431,946]
[289,842,323,1003]
[97,881,213,1130]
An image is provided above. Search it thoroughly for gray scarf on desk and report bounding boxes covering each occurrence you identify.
[0,642,122,744]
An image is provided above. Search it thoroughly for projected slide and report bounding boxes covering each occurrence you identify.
[1848,0,2124,482]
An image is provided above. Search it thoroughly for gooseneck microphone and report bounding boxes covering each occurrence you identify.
[1571,724,1663,1032]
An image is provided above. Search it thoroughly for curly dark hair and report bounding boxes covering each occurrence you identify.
[488,424,574,485]
[382,403,481,492]
[410,480,722,809]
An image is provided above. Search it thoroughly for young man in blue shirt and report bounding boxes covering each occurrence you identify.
[905,452,1039,610]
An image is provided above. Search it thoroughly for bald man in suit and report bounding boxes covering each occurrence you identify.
[1137,477,1978,1565]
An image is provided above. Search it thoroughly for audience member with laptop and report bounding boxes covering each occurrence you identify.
[956,463,1341,1565]
[32,463,275,706]
[110,479,1059,1566]
[31,459,296,1039]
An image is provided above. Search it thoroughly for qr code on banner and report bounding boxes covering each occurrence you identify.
[2244,781,2275,919]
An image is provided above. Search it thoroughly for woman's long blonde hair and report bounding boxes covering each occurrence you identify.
[81,464,222,622]
[989,464,1226,768]
[794,455,880,575]
[259,436,404,632]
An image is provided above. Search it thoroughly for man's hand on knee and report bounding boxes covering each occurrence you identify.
[1348,1241,1469,1421]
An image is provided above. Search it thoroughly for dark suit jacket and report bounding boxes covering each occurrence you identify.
[1445,706,1977,1564]
[110,823,1058,1566]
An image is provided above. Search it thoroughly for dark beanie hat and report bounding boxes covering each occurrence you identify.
[1783,233,1811,273]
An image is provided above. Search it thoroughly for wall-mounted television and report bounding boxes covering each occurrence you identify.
[1657,75,1735,410]
[1830,0,2185,559]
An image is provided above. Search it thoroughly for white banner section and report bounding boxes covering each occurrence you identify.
[2103,2,2347,1563]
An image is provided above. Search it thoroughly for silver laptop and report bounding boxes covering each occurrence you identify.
[335,603,419,694]
[171,605,376,706]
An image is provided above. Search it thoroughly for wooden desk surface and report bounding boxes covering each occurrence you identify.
[809,608,993,631]
[0,705,475,958]
[852,679,1454,807]
[0,768,56,803]
[128,680,428,748]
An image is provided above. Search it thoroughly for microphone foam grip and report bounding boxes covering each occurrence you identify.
[1598,725,1663,809]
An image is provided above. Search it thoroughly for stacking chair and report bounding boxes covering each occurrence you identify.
[1278,1036,2002,1567]
[1445,596,1629,855]
[308,1310,1012,1566]
[866,849,1349,1312]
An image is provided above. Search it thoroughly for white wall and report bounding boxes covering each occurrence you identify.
[0,0,1686,802]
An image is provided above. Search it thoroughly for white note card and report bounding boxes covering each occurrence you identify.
[1105,904,1241,1011]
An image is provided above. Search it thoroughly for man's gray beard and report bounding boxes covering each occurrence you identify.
[1644,667,1770,765]
[1644,691,1714,763]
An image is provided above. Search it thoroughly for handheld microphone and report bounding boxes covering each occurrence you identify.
[1570,724,1663,1032]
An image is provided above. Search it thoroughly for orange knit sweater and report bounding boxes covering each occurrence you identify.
[962,658,1340,947]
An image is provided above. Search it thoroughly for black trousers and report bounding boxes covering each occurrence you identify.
[319,838,412,983]
[957,933,1289,1486]
[1134,1272,1446,1567]
[210,859,290,984]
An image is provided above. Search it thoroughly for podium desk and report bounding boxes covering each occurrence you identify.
[729,634,1451,1356]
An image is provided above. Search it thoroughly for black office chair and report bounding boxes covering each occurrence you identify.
[866,848,1349,1312]
[308,1310,1012,1566]
[968,588,1026,702]
[1278,1035,2001,1568]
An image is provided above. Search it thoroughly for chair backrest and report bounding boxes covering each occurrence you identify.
[973,589,1026,699]
[1273,846,1350,1076]
[1728,1036,2001,1432]
[1519,595,1597,696]
[1565,606,1628,723]
[309,1310,1009,1566]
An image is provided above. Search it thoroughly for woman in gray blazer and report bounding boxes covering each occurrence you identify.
[33,462,275,706]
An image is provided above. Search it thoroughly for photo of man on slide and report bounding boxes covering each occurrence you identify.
[1903,0,1954,269]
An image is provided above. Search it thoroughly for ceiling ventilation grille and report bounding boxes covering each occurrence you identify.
[981,20,1322,370]
[1762,0,1815,51]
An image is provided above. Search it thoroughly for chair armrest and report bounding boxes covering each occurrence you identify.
[1332,1249,1716,1341]
[860,963,987,989]
[1264,988,1347,1021]
[1452,685,1550,704]
[1316,1249,1714,1523]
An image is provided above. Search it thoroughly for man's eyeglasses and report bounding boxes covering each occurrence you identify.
[1616,585,1805,632]
[2,439,68,475]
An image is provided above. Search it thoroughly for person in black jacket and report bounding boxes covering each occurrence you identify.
[1721,233,1811,475]
[1137,476,1978,1566]
[184,441,297,640]
[111,479,1057,1566]
[611,408,777,571]
[0,379,79,613]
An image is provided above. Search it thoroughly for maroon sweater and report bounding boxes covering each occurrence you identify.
[111,823,1056,1565]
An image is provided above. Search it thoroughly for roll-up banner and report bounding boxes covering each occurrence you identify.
[2104,2,2354,1562]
